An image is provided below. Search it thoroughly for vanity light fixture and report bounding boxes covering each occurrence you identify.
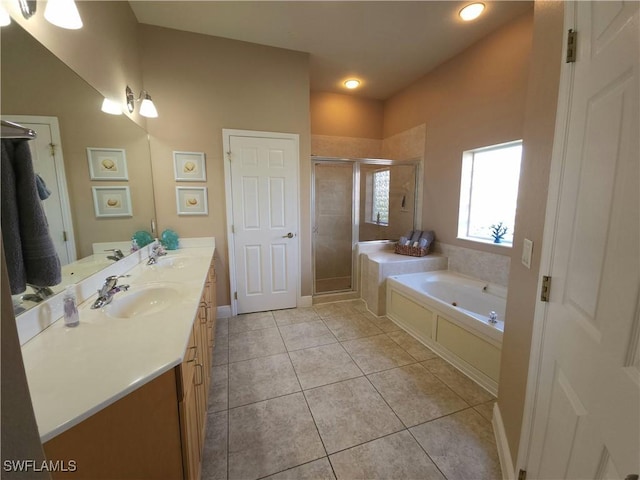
[101,98,123,115]
[459,2,485,21]
[44,0,83,30]
[0,3,11,26]
[344,79,361,89]
[126,86,159,118]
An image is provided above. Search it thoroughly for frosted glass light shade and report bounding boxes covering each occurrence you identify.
[0,4,11,26]
[101,98,123,115]
[139,95,158,118]
[459,3,485,21]
[44,0,83,29]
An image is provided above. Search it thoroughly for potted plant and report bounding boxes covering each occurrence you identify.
[490,222,508,244]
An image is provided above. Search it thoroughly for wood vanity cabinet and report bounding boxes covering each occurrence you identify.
[43,262,217,480]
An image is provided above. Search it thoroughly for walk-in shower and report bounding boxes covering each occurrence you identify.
[312,157,421,296]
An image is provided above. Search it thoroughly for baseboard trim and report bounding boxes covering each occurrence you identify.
[493,403,515,480]
[217,305,232,319]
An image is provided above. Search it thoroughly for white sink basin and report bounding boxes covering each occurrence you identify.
[106,284,181,319]
[151,255,196,270]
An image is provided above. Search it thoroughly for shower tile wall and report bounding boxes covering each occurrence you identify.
[311,135,382,158]
[315,164,354,292]
[381,124,426,160]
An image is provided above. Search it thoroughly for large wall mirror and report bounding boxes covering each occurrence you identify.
[1,23,156,315]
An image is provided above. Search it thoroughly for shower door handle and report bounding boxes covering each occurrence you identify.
[282,232,294,238]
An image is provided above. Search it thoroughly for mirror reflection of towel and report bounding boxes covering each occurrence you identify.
[1,139,61,294]
[35,174,51,200]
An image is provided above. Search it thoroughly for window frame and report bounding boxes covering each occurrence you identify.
[457,140,523,247]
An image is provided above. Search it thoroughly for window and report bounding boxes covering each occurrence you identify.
[457,140,522,245]
[371,169,390,225]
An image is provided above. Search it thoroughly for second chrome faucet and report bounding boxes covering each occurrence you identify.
[91,275,130,309]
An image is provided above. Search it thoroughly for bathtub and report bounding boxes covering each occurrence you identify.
[386,270,506,395]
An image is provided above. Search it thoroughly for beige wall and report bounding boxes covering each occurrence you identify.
[498,0,564,460]
[7,1,147,128]
[384,10,533,260]
[311,92,384,139]
[139,25,311,304]
[1,23,155,258]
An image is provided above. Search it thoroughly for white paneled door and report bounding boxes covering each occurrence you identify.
[227,132,299,314]
[526,2,639,479]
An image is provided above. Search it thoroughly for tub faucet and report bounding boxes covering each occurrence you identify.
[22,284,55,303]
[91,275,130,309]
[105,249,125,262]
[488,311,498,324]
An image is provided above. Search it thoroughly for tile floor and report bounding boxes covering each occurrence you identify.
[202,300,501,480]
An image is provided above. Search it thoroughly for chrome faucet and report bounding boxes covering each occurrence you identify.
[91,275,130,309]
[146,241,167,265]
[22,284,55,303]
[105,249,125,262]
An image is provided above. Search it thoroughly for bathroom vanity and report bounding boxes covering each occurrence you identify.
[19,240,217,479]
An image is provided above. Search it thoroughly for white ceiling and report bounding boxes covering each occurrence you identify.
[129,1,533,100]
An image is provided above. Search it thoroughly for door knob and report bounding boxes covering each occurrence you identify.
[282,232,294,238]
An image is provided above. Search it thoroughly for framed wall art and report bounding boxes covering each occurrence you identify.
[92,186,133,217]
[87,147,128,180]
[173,151,206,181]
[176,187,208,215]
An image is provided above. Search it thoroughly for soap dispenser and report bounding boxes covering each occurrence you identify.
[63,285,79,327]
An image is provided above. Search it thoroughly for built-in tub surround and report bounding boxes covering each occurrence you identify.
[387,271,505,395]
[433,242,511,288]
[360,248,447,316]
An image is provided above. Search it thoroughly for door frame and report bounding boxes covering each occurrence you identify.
[5,115,77,264]
[515,1,580,474]
[222,129,301,317]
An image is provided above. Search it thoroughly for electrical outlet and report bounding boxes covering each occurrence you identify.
[522,238,533,269]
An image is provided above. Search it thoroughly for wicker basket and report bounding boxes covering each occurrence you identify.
[394,243,430,257]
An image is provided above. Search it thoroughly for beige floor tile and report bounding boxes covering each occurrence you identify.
[329,430,445,480]
[228,311,276,334]
[273,307,321,326]
[201,410,228,480]
[341,334,416,374]
[304,377,404,454]
[228,327,286,363]
[215,317,229,336]
[228,393,325,480]
[367,363,469,427]
[313,302,359,319]
[208,364,228,413]
[421,357,494,406]
[474,401,495,423]
[213,334,229,366]
[228,353,301,408]
[360,313,402,333]
[323,313,384,341]
[289,343,362,390]
[410,408,502,480]
[263,458,335,480]
[279,320,338,351]
[386,329,438,361]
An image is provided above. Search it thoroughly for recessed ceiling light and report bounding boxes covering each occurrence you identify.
[344,79,361,89]
[459,3,485,21]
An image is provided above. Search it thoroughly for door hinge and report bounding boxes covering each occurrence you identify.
[541,275,552,302]
[231,225,235,234]
[234,292,238,300]
[518,469,527,480]
[566,29,577,63]
[226,151,232,162]
[49,143,57,156]
[62,231,67,242]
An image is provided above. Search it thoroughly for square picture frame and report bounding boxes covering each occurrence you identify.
[176,187,208,215]
[173,151,206,181]
[92,186,133,218]
[87,147,128,180]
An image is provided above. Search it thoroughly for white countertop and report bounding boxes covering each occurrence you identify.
[20,242,215,443]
